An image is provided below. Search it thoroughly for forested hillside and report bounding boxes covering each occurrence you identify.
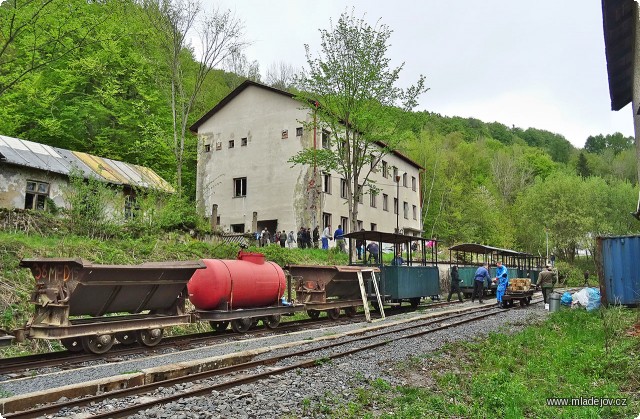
[1,0,638,259]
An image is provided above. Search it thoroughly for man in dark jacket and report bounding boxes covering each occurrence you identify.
[537,265,557,303]
[447,266,463,302]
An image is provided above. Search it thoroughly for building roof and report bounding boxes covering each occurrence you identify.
[448,243,533,258]
[190,80,423,170]
[602,0,636,111]
[0,135,174,193]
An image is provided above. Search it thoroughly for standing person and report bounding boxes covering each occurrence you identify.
[537,265,557,304]
[583,270,590,287]
[313,226,320,249]
[447,266,463,302]
[297,227,305,249]
[334,225,345,252]
[472,263,490,303]
[355,232,365,260]
[304,228,312,249]
[279,230,287,247]
[287,230,296,248]
[321,225,332,250]
[550,254,556,267]
[259,228,267,247]
[366,241,379,264]
[494,261,509,308]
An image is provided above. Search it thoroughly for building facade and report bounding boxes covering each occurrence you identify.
[191,81,423,239]
[0,135,174,215]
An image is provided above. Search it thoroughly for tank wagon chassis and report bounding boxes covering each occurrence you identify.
[13,258,305,354]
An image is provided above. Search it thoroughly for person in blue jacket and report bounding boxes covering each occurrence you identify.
[494,261,509,308]
[472,263,491,303]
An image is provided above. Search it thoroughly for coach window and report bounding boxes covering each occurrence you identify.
[233,177,247,197]
[25,180,49,211]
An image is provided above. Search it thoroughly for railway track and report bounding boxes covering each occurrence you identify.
[0,300,461,378]
[3,300,529,418]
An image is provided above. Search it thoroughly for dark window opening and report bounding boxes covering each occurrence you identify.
[24,180,49,211]
[234,177,247,197]
[241,137,248,146]
[296,127,303,136]
[229,140,235,148]
[204,144,211,152]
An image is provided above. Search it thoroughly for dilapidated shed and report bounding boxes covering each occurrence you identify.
[0,135,173,214]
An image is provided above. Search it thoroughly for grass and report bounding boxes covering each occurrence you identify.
[312,307,639,418]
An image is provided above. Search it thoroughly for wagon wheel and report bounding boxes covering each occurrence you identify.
[344,306,357,317]
[81,334,114,354]
[115,332,137,345]
[209,321,230,332]
[61,337,83,352]
[326,308,340,320]
[263,315,281,329]
[231,318,253,333]
[135,328,163,347]
[409,298,421,308]
[307,310,320,319]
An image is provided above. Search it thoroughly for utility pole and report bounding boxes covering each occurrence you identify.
[395,174,401,233]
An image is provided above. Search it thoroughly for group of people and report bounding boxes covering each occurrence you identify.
[255,225,350,251]
[446,261,509,306]
[447,261,560,307]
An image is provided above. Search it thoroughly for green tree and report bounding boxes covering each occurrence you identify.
[144,0,245,195]
[291,11,427,235]
[576,152,590,178]
[0,0,115,96]
[514,172,591,261]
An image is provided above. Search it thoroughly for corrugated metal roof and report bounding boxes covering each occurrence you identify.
[0,134,174,193]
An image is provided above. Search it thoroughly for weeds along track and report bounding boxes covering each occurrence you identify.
[3,300,526,419]
[0,300,462,378]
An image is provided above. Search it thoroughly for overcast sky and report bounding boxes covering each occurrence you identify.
[210,0,634,148]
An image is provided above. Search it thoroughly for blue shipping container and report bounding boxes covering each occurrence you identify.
[597,235,640,306]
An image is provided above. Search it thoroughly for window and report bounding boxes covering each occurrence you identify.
[357,185,363,204]
[282,129,288,139]
[357,220,363,231]
[24,180,49,211]
[233,177,247,197]
[393,167,398,181]
[370,154,376,171]
[340,179,348,199]
[370,223,377,231]
[323,173,331,194]
[229,140,235,148]
[322,130,330,149]
[413,205,417,220]
[296,127,303,136]
[383,194,388,211]
[382,161,388,178]
[402,173,407,187]
[404,201,409,219]
[231,223,245,233]
[216,141,222,151]
[241,137,247,146]
[340,216,348,232]
[412,176,416,191]
[124,195,139,219]
[323,212,332,229]
[394,198,398,215]
[204,144,211,152]
[370,193,377,208]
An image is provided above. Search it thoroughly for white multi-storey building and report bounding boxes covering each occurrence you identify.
[190,80,423,239]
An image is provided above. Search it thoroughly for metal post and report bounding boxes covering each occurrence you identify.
[395,174,400,233]
[545,228,549,263]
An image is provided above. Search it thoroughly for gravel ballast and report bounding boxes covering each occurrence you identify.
[1,299,549,418]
